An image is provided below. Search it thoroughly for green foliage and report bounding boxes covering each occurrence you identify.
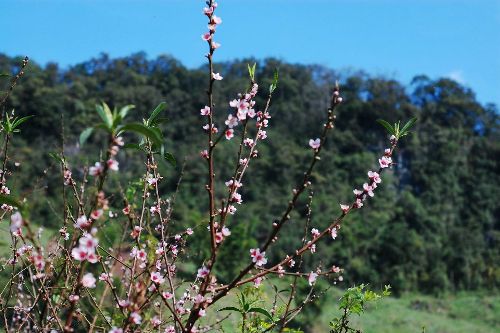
[1,112,33,134]
[218,288,276,332]
[329,284,391,333]
[0,53,498,297]
[377,117,417,140]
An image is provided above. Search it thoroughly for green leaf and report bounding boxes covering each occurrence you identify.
[269,68,279,93]
[48,152,64,164]
[96,103,113,129]
[147,102,167,126]
[218,306,241,314]
[248,307,274,321]
[119,104,135,119]
[376,119,396,135]
[79,127,94,146]
[400,117,417,136]
[11,115,34,130]
[247,63,256,81]
[118,123,163,146]
[164,152,176,167]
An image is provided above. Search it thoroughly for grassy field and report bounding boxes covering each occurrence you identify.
[311,289,500,333]
[213,284,500,333]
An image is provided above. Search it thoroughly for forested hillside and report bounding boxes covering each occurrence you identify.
[1,52,498,293]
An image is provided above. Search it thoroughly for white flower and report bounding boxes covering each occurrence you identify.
[81,272,96,288]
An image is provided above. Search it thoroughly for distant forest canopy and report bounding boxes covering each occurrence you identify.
[0,52,499,293]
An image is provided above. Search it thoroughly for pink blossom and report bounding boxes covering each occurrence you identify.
[225,114,238,128]
[150,205,160,214]
[79,234,98,250]
[309,138,321,149]
[107,159,119,171]
[10,212,23,234]
[194,294,205,304]
[225,129,234,140]
[130,312,142,325]
[363,183,374,197]
[257,130,267,139]
[311,228,320,238]
[368,171,382,184]
[147,176,158,186]
[109,327,123,333]
[231,192,242,204]
[165,326,175,333]
[308,272,318,286]
[229,99,239,108]
[211,41,221,49]
[99,273,111,282]
[118,299,130,308]
[221,226,231,237]
[151,271,165,285]
[186,228,194,235]
[200,106,211,116]
[90,209,103,221]
[212,72,223,80]
[198,308,206,317]
[253,277,263,288]
[197,266,210,278]
[201,32,212,41]
[340,204,350,213]
[250,248,267,267]
[332,265,341,273]
[81,272,96,288]
[69,295,80,302]
[243,138,254,147]
[203,7,214,16]
[379,156,392,168]
[353,189,363,196]
[151,316,161,327]
[89,162,103,176]
[354,198,364,208]
[71,247,88,261]
[200,150,209,159]
[331,227,338,239]
[162,291,174,300]
[212,15,222,24]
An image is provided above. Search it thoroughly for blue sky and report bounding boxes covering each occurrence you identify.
[1,0,499,106]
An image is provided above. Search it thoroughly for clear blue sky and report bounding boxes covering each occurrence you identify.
[1,0,499,106]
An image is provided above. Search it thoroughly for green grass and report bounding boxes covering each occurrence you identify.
[207,282,499,332]
[312,289,500,333]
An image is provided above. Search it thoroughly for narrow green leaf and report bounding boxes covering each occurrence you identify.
[48,152,64,164]
[119,104,135,119]
[147,102,167,126]
[248,307,274,321]
[269,68,279,93]
[400,117,417,135]
[96,103,113,129]
[118,123,162,146]
[376,119,396,135]
[79,127,94,146]
[218,306,241,314]
[11,115,34,130]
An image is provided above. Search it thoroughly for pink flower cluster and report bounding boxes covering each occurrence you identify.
[71,233,99,263]
[201,2,222,51]
[223,83,261,140]
[250,248,267,267]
